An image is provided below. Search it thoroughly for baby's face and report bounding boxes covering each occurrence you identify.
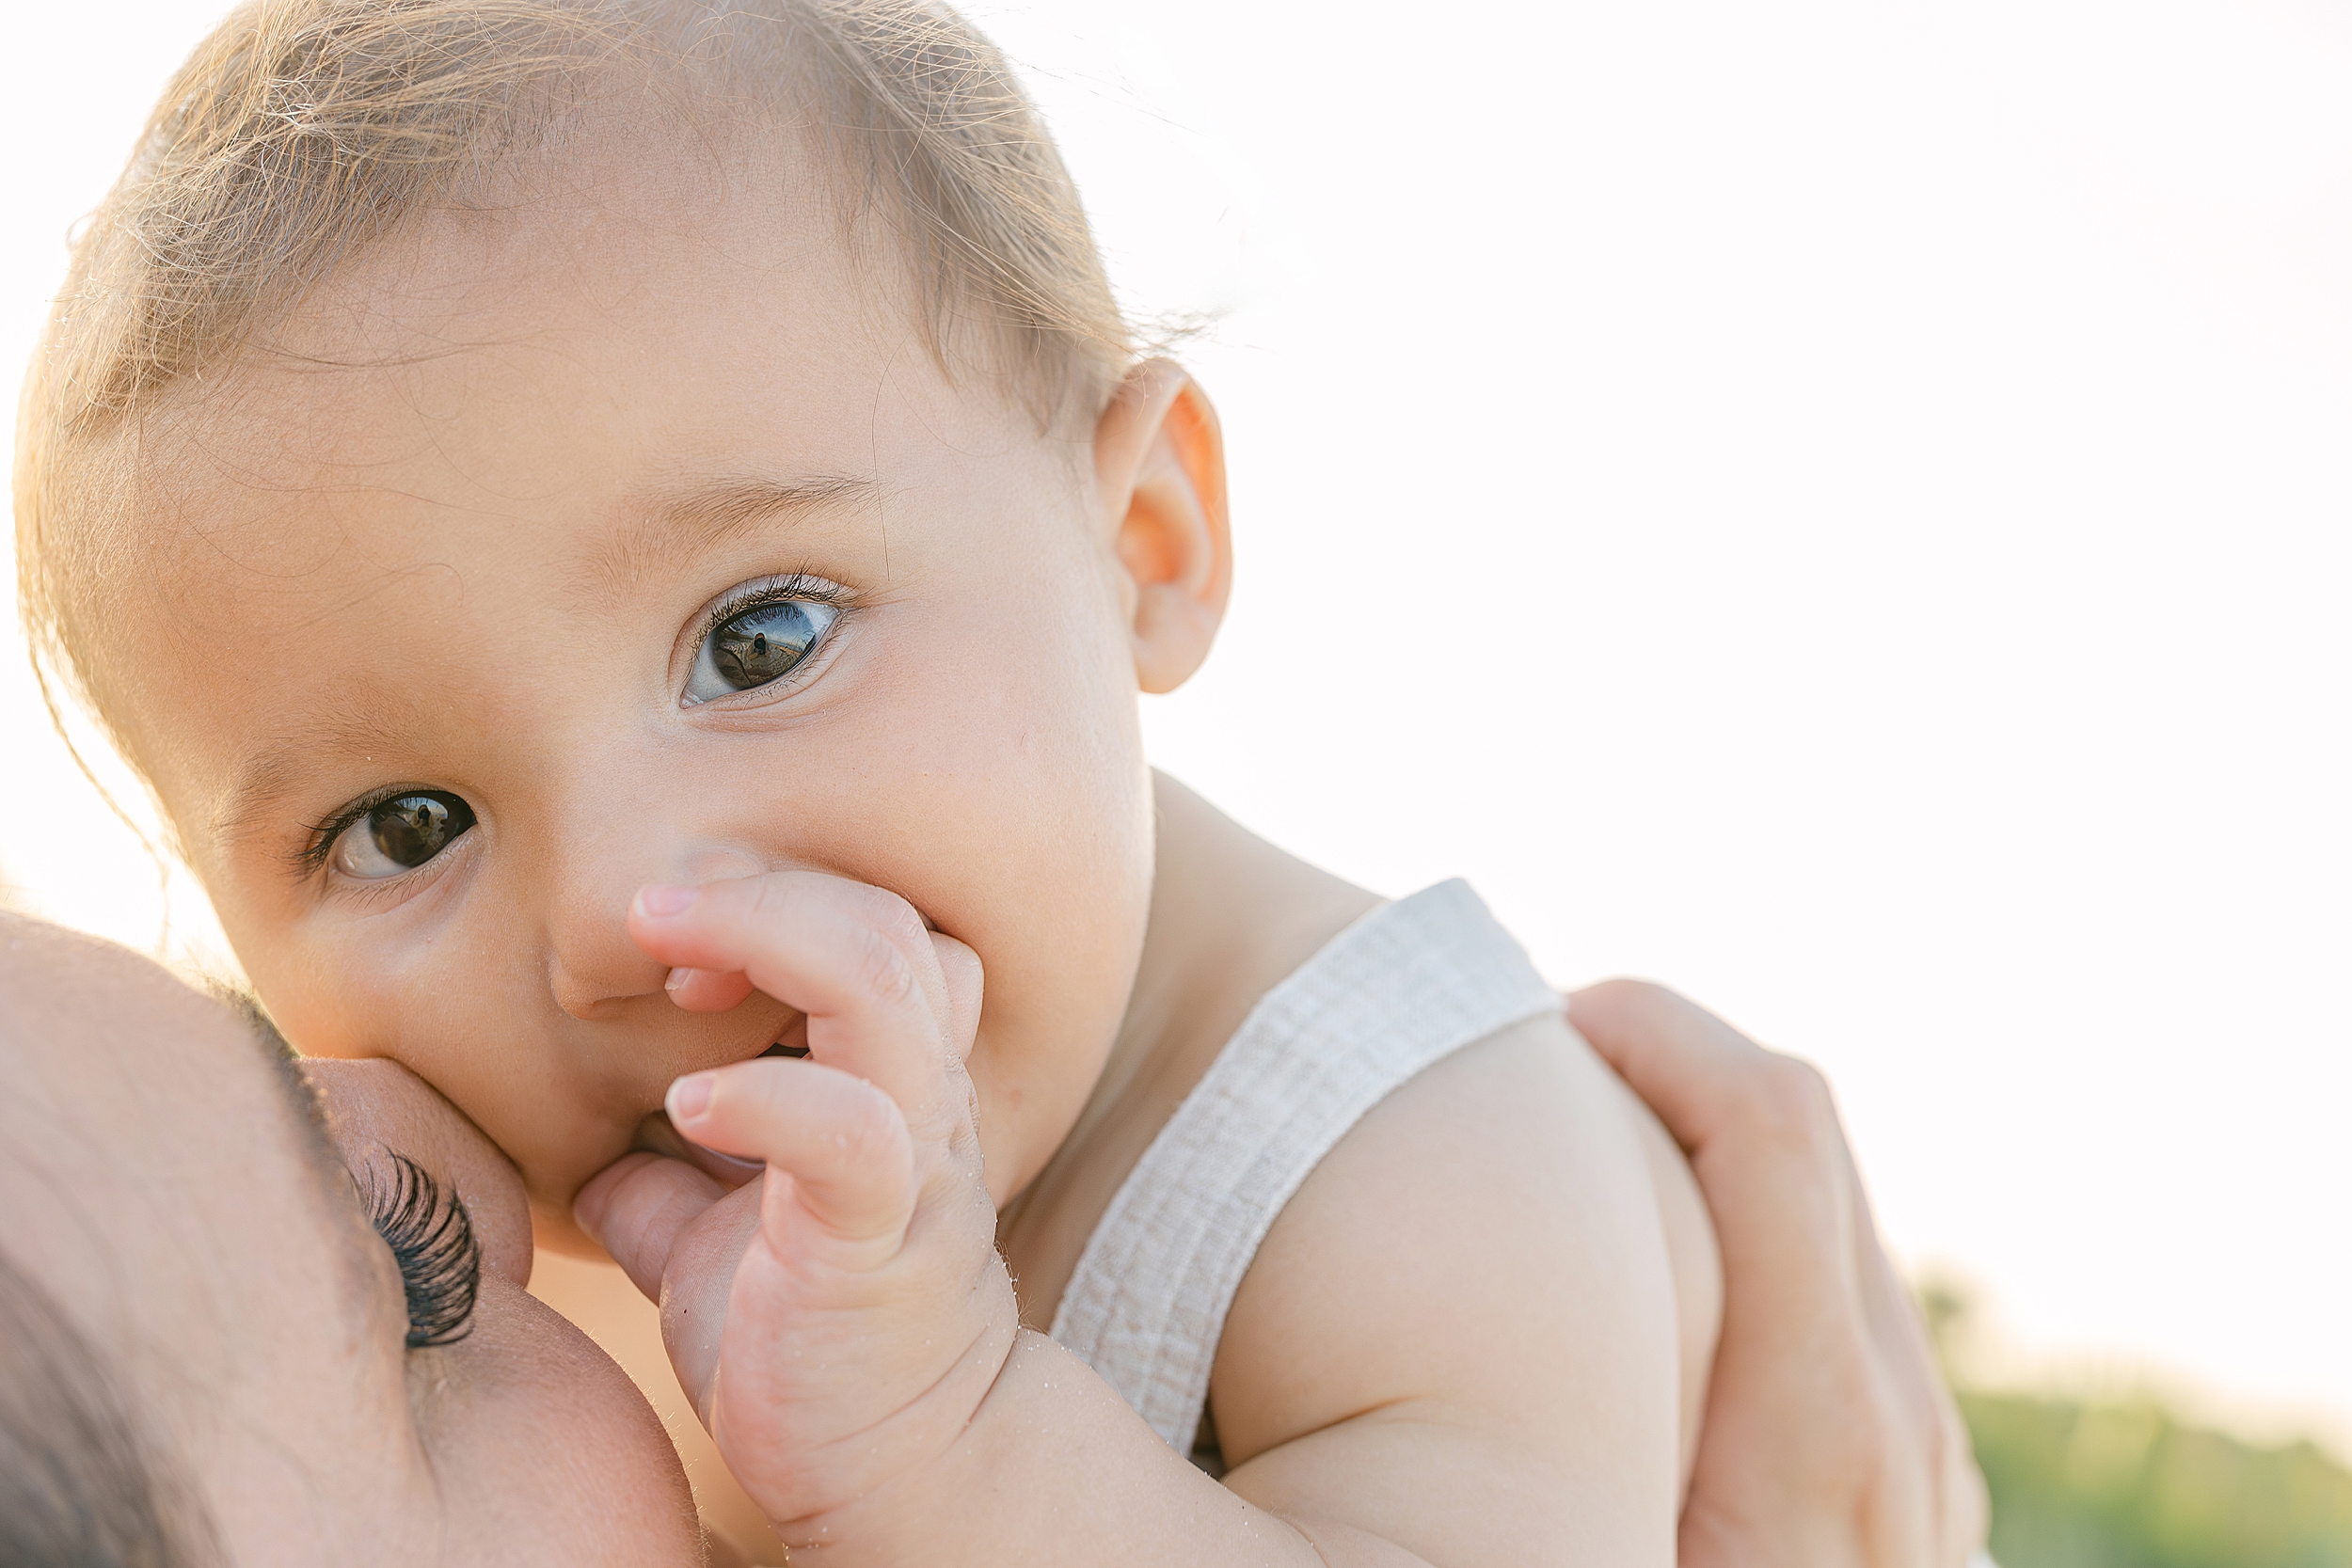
[100,146,1157,1247]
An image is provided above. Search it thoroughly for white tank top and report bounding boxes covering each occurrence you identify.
[1047,879,1560,1462]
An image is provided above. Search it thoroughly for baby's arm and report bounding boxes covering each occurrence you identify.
[581,872,1688,1566]
[1208,1011,1692,1561]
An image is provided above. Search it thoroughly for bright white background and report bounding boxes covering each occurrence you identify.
[5,0,2347,1451]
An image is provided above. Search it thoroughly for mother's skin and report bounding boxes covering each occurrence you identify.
[0,911,1982,1564]
[0,913,701,1564]
[1570,982,1989,1568]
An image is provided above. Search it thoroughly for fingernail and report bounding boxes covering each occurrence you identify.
[668,1071,715,1124]
[664,966,691,993]
[638,884,699,919]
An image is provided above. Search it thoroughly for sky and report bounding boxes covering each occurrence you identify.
[4,0,2348,1452]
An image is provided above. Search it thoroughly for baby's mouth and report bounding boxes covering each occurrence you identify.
[629,1041,807,1190]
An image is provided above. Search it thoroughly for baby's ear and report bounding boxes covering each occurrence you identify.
[1093,358,1231,694]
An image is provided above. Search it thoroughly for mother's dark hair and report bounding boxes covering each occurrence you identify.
[0,1247,217,1568]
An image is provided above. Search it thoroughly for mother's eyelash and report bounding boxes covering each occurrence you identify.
[361,1152,482,1349]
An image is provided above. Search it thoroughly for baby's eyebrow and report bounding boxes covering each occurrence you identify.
[578,473,881,606]
[214,708,409,853]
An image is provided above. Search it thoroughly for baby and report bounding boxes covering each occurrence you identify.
[17,1,1720,1561]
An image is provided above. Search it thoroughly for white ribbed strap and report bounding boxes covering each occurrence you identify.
[1048,879,1560,1450]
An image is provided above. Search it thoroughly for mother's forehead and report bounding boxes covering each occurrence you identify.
[2,915,294,1120]
[0,916,529,1297]
[0,916,351,1242]
[0,916,397,1384]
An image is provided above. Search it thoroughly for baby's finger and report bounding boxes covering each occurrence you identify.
[659,1180,764,1417]
[630,873,954,1122]
[930,930,983,1062]
[665,965,756,1013]
[669,1055,918,1268]
[574,1150,729,1302]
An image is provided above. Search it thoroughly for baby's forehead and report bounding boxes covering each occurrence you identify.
[246,121,896,404]
[143,136,979,515]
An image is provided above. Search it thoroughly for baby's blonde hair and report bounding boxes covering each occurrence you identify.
[15,0,1127,732]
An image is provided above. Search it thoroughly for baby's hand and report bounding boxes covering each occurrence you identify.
[574,872,1015,1540]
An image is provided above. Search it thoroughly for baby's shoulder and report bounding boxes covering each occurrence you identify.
[1206,1000,1692,1478]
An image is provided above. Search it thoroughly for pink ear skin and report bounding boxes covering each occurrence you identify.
[1093,358,1232,696]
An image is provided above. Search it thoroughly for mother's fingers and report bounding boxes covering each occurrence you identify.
[1849,1140,1991,1564]
[1571,978,1856,1275]
[1580,976,1989,1568]
[629,873,958,1122]
[1568,978,1785,1153]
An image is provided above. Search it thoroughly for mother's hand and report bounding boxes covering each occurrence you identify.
[1568,980,1990,1568]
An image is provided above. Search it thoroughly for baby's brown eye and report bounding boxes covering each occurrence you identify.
[686,597,839,704]
[329,792,476,879]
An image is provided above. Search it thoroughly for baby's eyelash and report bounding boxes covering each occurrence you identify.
[698,571,857,645]
[360,1152,482,1349]
[293,784,417,879]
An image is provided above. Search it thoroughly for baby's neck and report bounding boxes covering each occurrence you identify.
[995,771,1378,1328]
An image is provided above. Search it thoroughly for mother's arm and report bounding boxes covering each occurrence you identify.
[1569,980,1990,1568]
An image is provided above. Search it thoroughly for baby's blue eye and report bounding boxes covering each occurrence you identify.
[330,793,476,879]
[686,598,838,704]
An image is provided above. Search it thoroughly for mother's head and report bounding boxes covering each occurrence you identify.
[0,912,703,1564]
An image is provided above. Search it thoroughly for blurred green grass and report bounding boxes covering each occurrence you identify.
[1923,1285,2352,1568]
[1964,1389,2352,1568]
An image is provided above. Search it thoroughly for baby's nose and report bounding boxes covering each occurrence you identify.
[545,843,768,1021]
